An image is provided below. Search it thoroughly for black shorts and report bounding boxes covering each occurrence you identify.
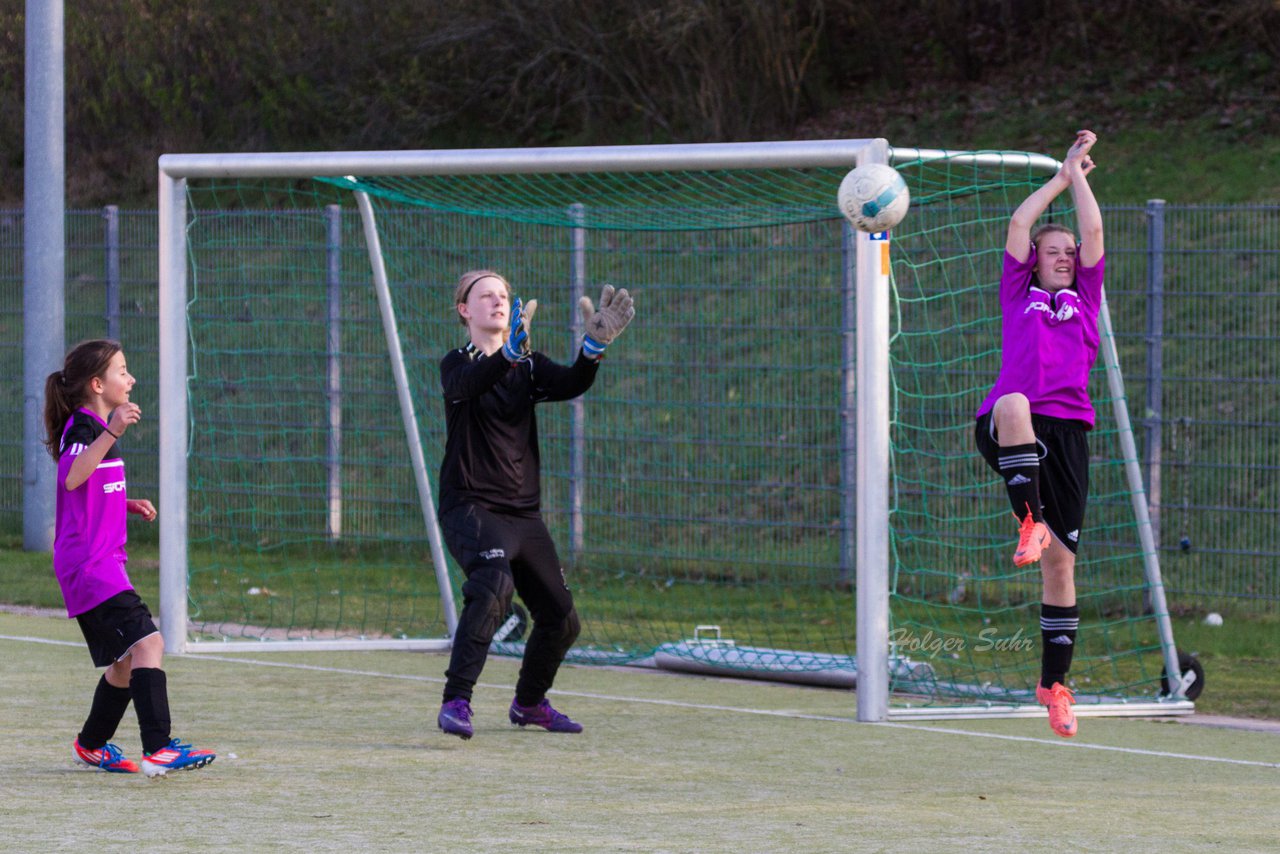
[75,590,160,667]
[975,411,1090,554]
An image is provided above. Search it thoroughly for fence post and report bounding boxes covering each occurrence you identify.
[839,220,856,587]
[325,204,343,539]
[568,203,587,561]
[104,205,120,340]
[1144,199,1166,552]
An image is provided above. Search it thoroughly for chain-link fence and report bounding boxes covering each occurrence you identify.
[2,202,1276,607]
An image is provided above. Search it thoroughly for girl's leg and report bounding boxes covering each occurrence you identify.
[991,393,1044,523]
[77,658,134,750]
[1039,539,1080,688]
[127,632,172,754]
[439,505,517,703]
[510,518,579,708]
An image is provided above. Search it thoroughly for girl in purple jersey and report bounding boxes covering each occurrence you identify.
[974,130,1104,739]
[43,339,214,776]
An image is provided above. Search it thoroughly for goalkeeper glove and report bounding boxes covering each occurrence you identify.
[578,284,634,359]
[501,297,538,362]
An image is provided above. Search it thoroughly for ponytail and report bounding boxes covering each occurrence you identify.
[42,339,121,460]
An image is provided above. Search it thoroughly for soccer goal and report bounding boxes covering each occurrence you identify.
[156,139,1193,720]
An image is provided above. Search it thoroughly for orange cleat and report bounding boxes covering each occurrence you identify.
[1035,682,1078,738]
[1013,511,1051,567]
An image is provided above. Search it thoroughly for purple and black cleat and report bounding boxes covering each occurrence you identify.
[508,698,583,733]
[438,697,475,740]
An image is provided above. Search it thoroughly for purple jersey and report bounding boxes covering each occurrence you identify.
[976,248,1105,427]
[54,408,133,617]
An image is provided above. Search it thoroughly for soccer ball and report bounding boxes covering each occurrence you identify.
[837,163,910,233]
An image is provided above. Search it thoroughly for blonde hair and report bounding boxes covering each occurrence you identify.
[453,269,512,327]
[1031,223,1076,249]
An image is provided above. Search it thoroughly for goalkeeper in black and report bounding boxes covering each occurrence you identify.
[436,269,635,739]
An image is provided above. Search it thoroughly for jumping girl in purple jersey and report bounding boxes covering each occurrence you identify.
[44,339,214,775]
[974,130,1104,738]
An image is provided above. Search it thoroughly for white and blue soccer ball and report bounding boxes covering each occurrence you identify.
[838,163,910,233]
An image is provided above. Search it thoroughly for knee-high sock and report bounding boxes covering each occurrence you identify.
[78,674,133,749]
[1040,603,1080,688]
[130,667,172,754]
[999,442,1043,522]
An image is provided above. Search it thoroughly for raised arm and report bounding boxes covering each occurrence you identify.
[1067,131,1103,266]
[1005,129,1098,263]
[64,404,140,491]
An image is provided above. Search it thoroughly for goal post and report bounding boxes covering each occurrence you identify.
[155,139,1192,722]
[156,139,880,656]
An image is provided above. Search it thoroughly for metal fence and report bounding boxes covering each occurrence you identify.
[2,202,1277,608]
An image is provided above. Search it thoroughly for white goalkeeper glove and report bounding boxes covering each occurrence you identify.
[578,284,634,360]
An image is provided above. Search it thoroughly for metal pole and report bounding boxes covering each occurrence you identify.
[855,139,892,722]
[1098,295,1186,699]
[158,171,190,653]
[568,203,586,560]
[104,205,120,341]
[352,189,459,637]
[1143,199,1166,551]
[325,205,343,540]
[23,0,65,551]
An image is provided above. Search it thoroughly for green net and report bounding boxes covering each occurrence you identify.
[178,150,1176,706]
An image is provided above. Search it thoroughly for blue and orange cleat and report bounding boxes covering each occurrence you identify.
[73,739,139,773]
[141,738,216,777]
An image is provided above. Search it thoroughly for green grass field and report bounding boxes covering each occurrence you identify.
[2,609,1277,852]
[4,538,1278,721]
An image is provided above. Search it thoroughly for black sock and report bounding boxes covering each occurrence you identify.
[998,442,1043,522]
[130,667,172,754]
[78,675,133,750]
[1040,603,1080,688]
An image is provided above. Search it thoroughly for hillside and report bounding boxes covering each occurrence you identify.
[796,59,1280,204]
[2,0,1278,206]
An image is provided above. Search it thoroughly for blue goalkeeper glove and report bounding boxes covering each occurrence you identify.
[501,296,538,362]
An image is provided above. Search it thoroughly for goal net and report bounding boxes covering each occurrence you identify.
[157,141,1191,719]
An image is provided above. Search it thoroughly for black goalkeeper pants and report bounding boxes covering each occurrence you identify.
[439,503,580,705]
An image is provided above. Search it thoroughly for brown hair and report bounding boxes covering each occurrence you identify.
[453,269,512,327]
[43,339,121,460]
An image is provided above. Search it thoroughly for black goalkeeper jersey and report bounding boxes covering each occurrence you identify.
[437,344,599,515]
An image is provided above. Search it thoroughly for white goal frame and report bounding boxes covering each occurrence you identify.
[157,140,1191,720]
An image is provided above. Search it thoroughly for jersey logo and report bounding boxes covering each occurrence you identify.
[1024,299,1078,324]
[1067,529,1079,542]
[479,548,505,560]
[103,480,127,494]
